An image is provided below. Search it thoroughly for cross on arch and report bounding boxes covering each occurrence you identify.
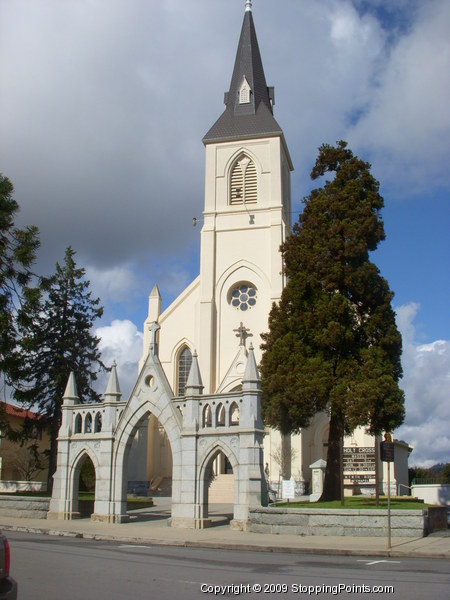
[234,322,251,347]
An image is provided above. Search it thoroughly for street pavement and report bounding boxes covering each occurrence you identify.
[1,498,448,560]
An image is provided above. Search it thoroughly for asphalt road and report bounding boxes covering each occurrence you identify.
[8,531,450,599]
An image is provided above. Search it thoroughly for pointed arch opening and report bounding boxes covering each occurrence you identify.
[74,413,82,434]
[202,404,212,428]
[112,399,182,522]
[198,444,238,525]
[84,413,92,434]
[94,412,102,433]
[230,402,240,426]
[71,452,97,519]
[125,412,173,503]
[216,403,225,427]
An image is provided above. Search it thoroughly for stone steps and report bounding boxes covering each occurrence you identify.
[209,474,234,503]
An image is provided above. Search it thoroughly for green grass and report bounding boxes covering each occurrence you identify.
[274,496,428,510]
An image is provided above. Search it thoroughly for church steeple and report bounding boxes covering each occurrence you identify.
[203,3,282,144]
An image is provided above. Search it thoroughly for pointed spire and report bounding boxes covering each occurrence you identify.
[203,5,282,143]
[63,372,79,405]
[228,4,272,117]
[185,351,204,396]
[148,284,161,322]
[243,343,260,386]
[104,361,122,401]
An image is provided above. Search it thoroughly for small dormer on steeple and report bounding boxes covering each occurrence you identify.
[239,76,252,105]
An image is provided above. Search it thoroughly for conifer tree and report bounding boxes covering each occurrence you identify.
[0,173,40,393]
[260,141,405,501]
[14,246,105,491]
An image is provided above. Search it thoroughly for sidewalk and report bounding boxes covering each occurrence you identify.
[1,499,449,559]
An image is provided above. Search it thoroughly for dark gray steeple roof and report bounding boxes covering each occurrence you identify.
[203,7,283,144]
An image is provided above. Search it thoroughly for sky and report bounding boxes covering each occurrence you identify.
[0,0,449,467]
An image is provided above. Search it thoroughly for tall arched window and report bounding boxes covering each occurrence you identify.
[230,154,257,205]
[177,346,192,396]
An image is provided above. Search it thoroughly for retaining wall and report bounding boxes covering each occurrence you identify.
[411,484,450,506]
[0,495,50,519]
[248,506,447,537]
[0,481,47,493]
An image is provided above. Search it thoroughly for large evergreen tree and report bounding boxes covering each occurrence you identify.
[260,141,405,500]
[14,246,105,491]
[0,173,40,393]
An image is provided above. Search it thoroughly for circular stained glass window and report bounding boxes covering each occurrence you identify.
[230,284,257,311]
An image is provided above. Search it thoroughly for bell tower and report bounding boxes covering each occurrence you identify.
[198,1,293,392]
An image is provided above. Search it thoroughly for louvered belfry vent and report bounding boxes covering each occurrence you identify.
[230,155,257,205]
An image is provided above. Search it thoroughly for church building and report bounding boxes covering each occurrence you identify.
[49,3,411,527]
[129,1,292,497]
[129,2,409,499]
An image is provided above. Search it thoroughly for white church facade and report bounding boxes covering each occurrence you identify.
[49,2,411,527]
[134,3,410,498]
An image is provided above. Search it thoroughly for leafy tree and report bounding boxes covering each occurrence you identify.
[260,141,405,501]
[439,463,450,484]
[14,246,105,491]
[0,173,40,395]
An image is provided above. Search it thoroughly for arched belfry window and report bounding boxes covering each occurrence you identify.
[230,154,257,205]
[177,346,192,396]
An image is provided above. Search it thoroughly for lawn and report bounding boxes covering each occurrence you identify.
[274,496,428,510]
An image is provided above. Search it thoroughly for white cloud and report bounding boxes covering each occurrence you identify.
[95,319,143,400]
[350,0,450,194]
[395,303,450,466]
[86,264,144,306]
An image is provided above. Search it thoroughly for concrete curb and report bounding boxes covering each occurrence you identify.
[2,524,448,560]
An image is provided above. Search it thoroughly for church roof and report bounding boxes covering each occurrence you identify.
[203,6,283,144]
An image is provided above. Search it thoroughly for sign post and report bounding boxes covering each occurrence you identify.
[380,433,395,549]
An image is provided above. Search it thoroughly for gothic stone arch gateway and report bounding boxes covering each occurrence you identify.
[48,338,267,529]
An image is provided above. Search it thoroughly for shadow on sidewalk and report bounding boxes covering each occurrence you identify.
[125,499,234,527]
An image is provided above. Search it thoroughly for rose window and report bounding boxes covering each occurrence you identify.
[230,284,257,311]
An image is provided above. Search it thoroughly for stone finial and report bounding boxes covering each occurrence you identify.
[245,0,252,12]
[105,361,122,401]
[148,284,161,321]
[63,372,79,405]
[243,343,260,385]
[185,351,204,396]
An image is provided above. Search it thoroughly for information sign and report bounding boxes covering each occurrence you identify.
[282,479,295,500]
[343,446,376,485]
[380,441,395,462]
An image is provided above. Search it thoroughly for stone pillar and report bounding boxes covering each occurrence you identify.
[309,459,326,502]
